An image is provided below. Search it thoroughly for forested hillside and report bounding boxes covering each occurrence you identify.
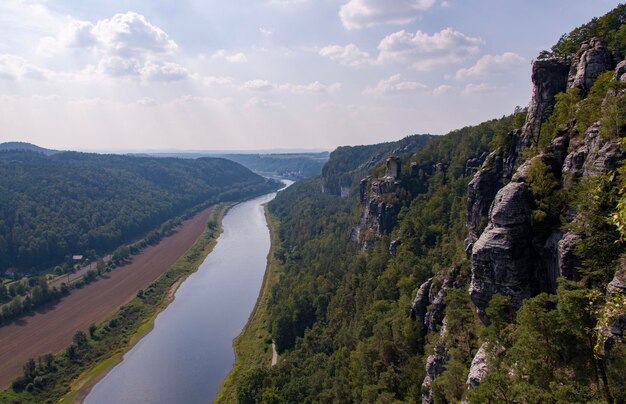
[222,153,329,180]
[321,134,435,196]
[0,150,279,273]
[233,5,626,403]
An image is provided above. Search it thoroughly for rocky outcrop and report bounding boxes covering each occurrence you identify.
[351,173,401,250]
[410,278,432,329]
[464,152,488,177]
[470,182,535,320]
[557,232,581,280]
[411,269,460,335]
[465,131,525,250]
[614,60,626,82]
[385,156,401,180]
[425,268,460,333]
[523,58,570,139]
[389,239,402,256]
[567,37,615,95]
[601,264,626,352]
[466,343,490,389]
[563,122,626,180]
[421,320,449,404]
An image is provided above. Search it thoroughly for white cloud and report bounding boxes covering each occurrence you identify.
[211,49,248,64]
[141,61,188,82]
[340,0,437,30]
[91,12,177,57]
[433,84,452,96]
[259,28,273,37]
[319,44,372,67]
[242,79,340,94]
[461,82,497,95]
[36,12,183,83]
[0,54,54,80]
[244,96,284,109]
[363,74,427,95]
[454,52,525,80]
[280,81,341,94]
[377,28,482,70]
[243,79,276,92]
[203,76,235,87]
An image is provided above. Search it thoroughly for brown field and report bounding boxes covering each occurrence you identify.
[0,207,212,389]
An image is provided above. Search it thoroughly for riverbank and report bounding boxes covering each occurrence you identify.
[0,204,230,404]
[63,205,230,404]
[214,206,282,403]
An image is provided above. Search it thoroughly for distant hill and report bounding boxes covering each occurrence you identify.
[0,150,280,272]
[0,142,59,155]
[133,151,330,180]
[221,152,329,180]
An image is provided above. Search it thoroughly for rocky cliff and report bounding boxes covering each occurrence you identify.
[420,37,626,400]
[351,157,403,250]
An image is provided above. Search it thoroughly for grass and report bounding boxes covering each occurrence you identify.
[214,206,283,404]
[0,204,230,404]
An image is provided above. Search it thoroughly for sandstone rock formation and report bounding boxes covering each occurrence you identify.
[469,182,535,320]
[523,58,569,139]
[567,37,615,95]
[466,342,490,389]
[351,166,402,250]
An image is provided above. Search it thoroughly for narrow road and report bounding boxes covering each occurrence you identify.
[0,207,212,389]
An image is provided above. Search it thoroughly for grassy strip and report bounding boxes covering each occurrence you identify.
[215,206,282,404]
[0,204,230,404]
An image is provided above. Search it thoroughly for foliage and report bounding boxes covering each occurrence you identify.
[550,4,626,57]
[537,89,581,148]
[321,135,435,195]
[231,113,521,402]
[0,151,279,273]
[0,205,228,403]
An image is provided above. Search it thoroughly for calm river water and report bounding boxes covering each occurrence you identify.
[85,183,289,404]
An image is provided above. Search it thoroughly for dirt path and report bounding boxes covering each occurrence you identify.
[0,207,212,390]
[271,342,278,367]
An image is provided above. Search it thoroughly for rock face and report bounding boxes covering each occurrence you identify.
[523,58,570,138]
[567,37,615,95]
[614,60,626,82]
[410,278,432,328]
[421,321,449,404]
[603,264,626,351]
[465,131,524,250]
[466,343,490,389]
[470,182,535,319]
[563,122,626,179]
[411,269,460,335]
[351,173,401,251]
[385,156,401,180]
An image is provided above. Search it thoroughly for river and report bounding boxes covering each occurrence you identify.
[85,183,290,404]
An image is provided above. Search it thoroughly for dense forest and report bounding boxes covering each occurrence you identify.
[0,149,280,274]
[233,5,626,403]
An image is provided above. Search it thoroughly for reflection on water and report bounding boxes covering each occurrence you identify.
[86,183,290,404]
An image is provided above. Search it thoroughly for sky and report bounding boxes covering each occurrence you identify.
[0,0,623,151]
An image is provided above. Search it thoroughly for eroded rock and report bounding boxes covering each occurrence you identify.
[523,58,569,139]
[568,37,615,95]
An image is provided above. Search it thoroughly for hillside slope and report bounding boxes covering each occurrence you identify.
[0,150,280,273]
[232,5,626,403]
